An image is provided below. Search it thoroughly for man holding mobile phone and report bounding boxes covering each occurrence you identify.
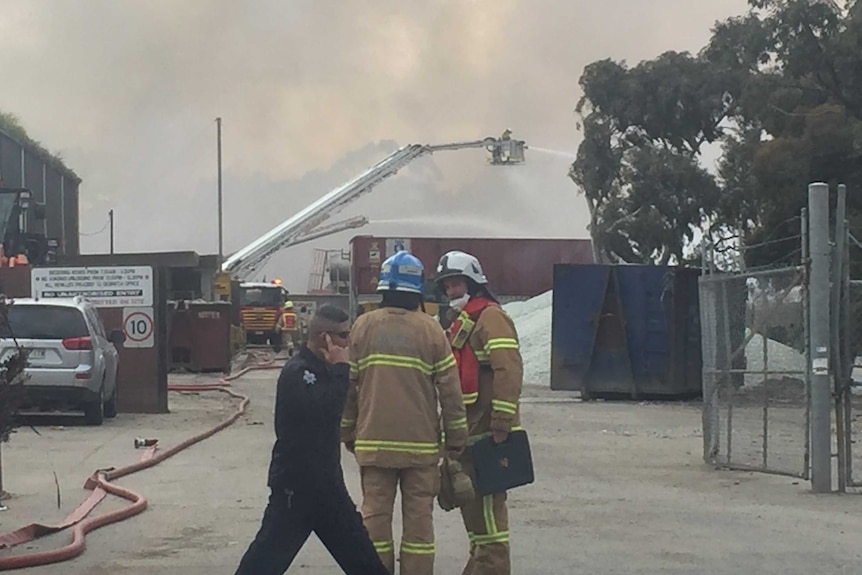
[234,304,389,575]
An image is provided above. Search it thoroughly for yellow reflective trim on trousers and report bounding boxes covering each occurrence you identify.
[482,495,498,535]
[484,337,519,352]
[491,399,518,415]
[472,531,510,545]
[340,418,355,428]
[463,392,479,405]
[373,540,395,553]
[356,353,433,375]
[354,439,440,455]
[446,416,468,430]
[400,541,436,555]
[467,425,524,446]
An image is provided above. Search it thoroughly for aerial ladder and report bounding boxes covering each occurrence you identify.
[220,132,527,280]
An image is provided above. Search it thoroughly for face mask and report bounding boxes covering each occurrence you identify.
[449,293,471,312]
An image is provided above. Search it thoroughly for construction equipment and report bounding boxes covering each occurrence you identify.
[220,133,527,282]
[0,187,57,267]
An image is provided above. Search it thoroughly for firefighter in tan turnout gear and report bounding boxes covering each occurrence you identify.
[341,250,468,575]
[435,250,523,575]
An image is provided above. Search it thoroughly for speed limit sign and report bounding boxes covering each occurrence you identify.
[122,307,155,348]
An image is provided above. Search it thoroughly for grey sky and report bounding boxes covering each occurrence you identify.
[0,0,747,291]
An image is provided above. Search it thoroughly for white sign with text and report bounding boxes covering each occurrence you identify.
[31,266,154,307]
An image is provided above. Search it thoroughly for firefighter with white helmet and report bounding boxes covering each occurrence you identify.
[341,249,467,575]
[435,250,524,575]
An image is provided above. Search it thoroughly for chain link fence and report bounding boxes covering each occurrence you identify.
[839,232,862,488]
[700,265,810,478]
[840,280,862,486]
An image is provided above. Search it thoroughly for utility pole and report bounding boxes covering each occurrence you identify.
[216,117,224,268]
[808,182,832,493]
[109,209,115,255]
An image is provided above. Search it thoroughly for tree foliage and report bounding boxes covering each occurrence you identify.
[0,110,69,172]
[572,0,862,268]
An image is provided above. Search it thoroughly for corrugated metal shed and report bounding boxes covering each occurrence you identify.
[0,126,82,255]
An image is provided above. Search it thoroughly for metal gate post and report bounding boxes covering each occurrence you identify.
[833,184,847,492]
[809,182,833,493]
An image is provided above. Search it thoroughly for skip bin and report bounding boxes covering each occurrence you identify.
[186,301,233,373]
[550,264,702,400]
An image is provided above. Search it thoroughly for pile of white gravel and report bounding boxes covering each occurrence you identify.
[743,330,806,387]
[503,291,553,387]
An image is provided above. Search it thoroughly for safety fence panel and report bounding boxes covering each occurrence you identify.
[700,266,809,478]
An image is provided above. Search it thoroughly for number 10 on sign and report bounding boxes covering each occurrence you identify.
[122,307,155,348]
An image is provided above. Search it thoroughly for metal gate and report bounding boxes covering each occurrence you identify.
[838,227,862,490]
[700,254,810,478]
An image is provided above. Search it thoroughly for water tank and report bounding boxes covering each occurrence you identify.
[329,261,350,283]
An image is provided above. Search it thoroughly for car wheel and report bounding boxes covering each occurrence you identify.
[84,385,105,426]
[104,385,118,419]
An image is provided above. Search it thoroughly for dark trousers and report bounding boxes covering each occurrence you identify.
[235,485,391,575]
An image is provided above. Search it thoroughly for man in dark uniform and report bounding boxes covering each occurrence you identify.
[234,304,390,575]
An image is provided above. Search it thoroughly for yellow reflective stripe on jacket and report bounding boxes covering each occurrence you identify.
[466,425,524,446]
[355,353,456,376]
[463,392,479,405]
[354,439,440,455]
[356,353,434,375]
[349,360,359,377]
[492,399,518,415]
[400,541,436,555]
[484,337,519,352]
[446,416,468,430]
[474,349,490,362]
[435,353,457,372]
[340,418,355,428]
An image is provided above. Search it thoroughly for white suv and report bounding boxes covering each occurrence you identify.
[0,297,125,425]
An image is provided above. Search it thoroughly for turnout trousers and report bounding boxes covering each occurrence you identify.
[458,455,510,575]
[234,485,389,575]
[359,465,439,575]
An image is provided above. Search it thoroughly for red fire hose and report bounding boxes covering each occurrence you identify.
[0,353,284,571]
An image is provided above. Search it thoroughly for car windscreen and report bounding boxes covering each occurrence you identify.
[240,287,282,307]
[0,306,89,340]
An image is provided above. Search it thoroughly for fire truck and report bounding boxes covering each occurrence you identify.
[238,280,290,351]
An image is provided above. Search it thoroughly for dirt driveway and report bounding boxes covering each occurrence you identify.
[2,368,862,574]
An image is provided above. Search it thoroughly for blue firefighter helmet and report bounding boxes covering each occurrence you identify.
[377,250,425,294]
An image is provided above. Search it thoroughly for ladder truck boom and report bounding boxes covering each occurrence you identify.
[221,134,526,280]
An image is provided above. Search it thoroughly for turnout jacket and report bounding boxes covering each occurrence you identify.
[456,304,524,443]
[341,307,468,468]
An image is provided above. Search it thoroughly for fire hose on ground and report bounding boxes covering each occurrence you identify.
[0,352,284,571]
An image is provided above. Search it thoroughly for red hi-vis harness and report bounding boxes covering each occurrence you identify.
[447,297,496,406]
[282,312,297,329]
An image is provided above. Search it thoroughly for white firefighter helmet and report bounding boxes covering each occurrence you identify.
[435,250,488,286]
